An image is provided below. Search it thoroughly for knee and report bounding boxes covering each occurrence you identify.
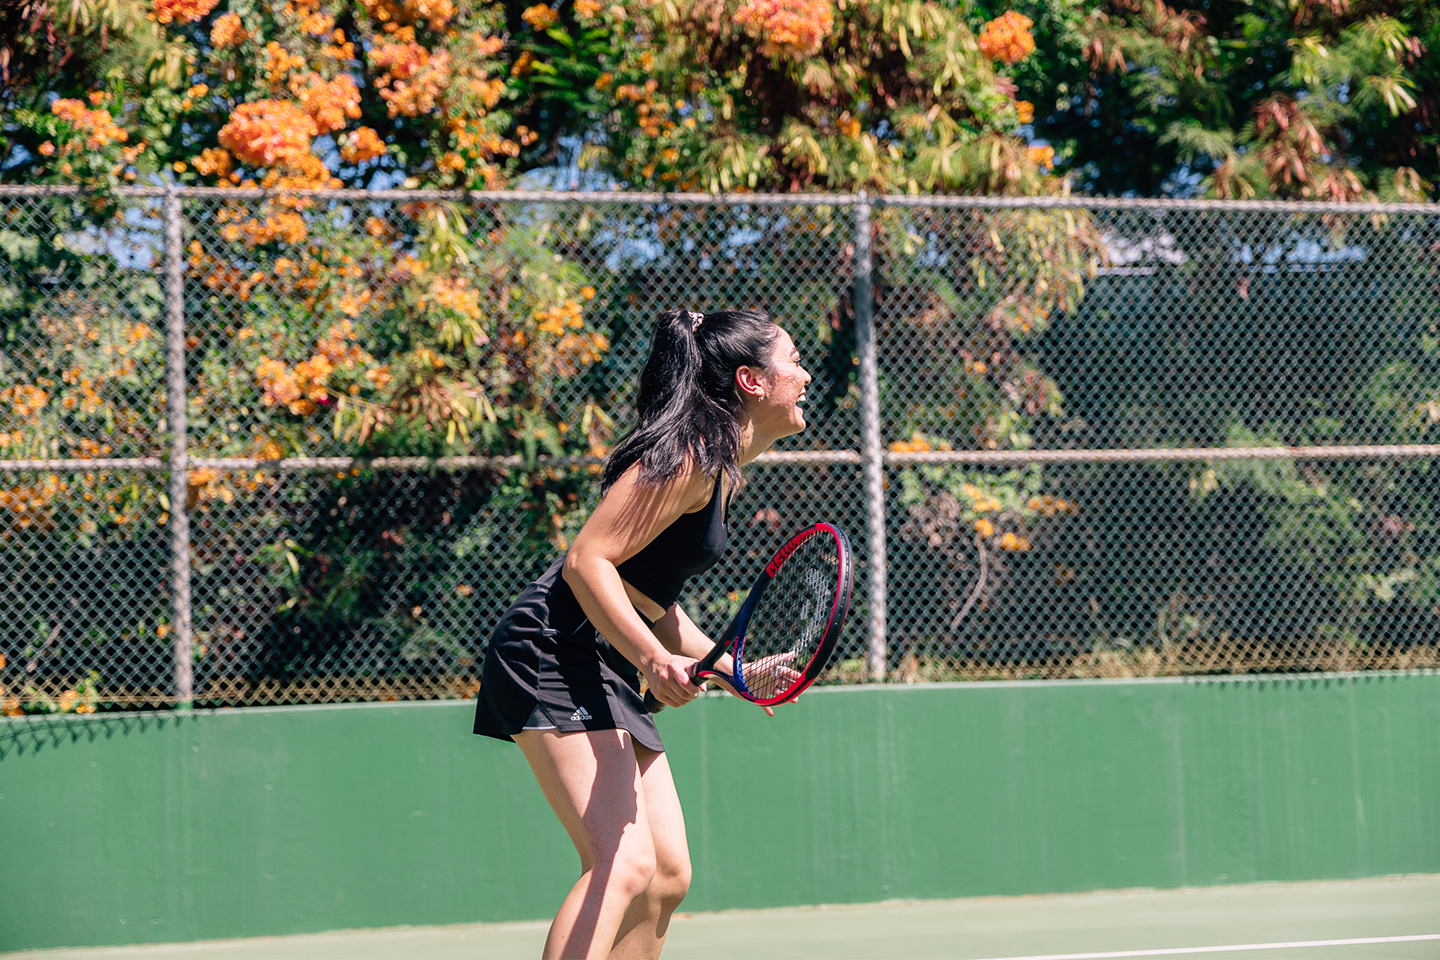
[600,844,658,903]
[649,854,691,909]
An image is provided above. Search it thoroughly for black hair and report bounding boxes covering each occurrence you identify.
[601,308,779,494]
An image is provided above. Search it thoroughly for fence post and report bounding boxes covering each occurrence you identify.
[853,192,887,682]
[163,187,194,708]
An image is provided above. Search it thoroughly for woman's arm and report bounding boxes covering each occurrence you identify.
[562,463,713,708]
[649,602,714,660]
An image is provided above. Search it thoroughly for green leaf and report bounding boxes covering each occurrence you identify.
[0,230,42,262]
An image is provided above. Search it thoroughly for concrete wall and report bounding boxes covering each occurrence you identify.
[2,673,1437,951]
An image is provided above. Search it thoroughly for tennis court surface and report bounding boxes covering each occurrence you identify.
[8,875,1437,960]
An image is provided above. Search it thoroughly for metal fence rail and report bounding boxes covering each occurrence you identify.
[3,186,1439,713]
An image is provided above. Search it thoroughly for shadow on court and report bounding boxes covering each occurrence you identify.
[6,875,1439,960]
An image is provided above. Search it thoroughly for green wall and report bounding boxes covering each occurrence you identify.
[2,674,1437,951]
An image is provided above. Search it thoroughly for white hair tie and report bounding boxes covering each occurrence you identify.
[688,310,704,331]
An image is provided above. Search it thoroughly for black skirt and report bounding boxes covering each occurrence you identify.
[473,557,664,752]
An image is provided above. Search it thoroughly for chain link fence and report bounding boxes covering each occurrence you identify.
[3,186,1439,713]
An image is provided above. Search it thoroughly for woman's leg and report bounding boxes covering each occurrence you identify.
[609,744,692,959]
[513,728,658,960]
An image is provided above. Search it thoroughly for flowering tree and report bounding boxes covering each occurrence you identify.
[2,0,617,464]
[0,0,620,711]
[514,0,1056,193]
[7,0,1433,196]
[505,0,1100,432]
[11,0,1434,699]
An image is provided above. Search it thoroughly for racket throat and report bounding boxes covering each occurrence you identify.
[692,641,749,696]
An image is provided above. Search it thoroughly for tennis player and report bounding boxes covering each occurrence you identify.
[473,308,812,958]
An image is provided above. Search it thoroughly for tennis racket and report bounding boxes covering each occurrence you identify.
[643,522,853,712]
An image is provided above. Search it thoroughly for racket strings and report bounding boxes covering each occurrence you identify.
[736,535,840,700]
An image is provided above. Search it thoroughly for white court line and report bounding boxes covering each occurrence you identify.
[975,933,1440,960]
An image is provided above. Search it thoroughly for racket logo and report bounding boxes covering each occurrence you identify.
[765,529,815,577]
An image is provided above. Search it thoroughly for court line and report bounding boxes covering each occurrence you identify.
[974,933,1440,960]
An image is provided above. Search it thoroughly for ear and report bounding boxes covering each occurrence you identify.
[734,364,767,401]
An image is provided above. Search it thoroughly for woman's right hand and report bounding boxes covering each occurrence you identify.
[644,654,700,708]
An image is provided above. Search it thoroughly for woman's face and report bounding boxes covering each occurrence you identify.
[755,327,812,437]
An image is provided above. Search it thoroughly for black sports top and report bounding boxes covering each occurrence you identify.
[615,477,730,610]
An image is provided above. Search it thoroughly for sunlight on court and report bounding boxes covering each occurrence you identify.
[8,875,1437,960]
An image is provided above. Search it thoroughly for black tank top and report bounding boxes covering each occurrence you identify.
[615,477,730,610]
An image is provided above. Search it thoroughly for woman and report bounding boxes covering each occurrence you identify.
[473,307,812,959]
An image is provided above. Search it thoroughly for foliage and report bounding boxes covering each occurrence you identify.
[992,0,1440,198]
[2,0,516,190]
[519,0,1057,194]
[509,0,1109,551]
[892,455,1078,634]
[6,0,1440,702]
[1,651,102,715]
[1030,231,1440,663]
[7,0,1434,198]
[0,0,614,703]
[0,0,1089,468]
[186,464,596,699]
[0,0,615,486]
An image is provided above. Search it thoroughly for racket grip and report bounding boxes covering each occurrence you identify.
[643,661,706,713]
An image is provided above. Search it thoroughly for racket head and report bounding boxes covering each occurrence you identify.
[696,522,853,706]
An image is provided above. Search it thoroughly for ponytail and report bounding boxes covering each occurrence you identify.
[601,309,778,494]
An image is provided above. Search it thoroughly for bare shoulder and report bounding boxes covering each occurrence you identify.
[609,458,714,514]
[569,460,713,565]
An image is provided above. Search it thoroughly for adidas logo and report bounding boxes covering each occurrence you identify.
[570,706,592,721]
